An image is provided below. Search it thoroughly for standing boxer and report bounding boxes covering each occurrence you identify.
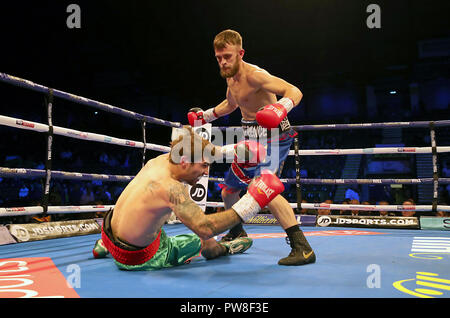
[187,30,315,266]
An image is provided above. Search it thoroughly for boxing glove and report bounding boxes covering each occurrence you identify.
[232,171,284,222]
[219,139,266,168]
[187,107,218,127]
[255,97,294,129]
[233,139,266,168]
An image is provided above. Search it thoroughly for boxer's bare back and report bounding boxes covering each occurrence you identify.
[111,154,175,247]
[111,154,211,247]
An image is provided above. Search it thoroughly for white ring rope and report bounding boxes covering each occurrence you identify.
[0,73,182,128]
[2,114,449,157]
[0,114,170,153]
[1,202,449,218]
[288,146,450,156]
[209,177,450,185]
[205,201,450,212]
[0,167,133,182]
[0,205,114,217]
[1,111,450,216]
[1,73,450,218]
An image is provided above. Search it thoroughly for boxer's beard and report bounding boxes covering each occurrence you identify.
[220,60,240,78]
[188,175,201,186]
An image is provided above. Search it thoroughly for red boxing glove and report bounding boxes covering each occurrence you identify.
[232,171,285,222]
[234,139,266,169]
[187,107,218,127]
[255,97,294,129]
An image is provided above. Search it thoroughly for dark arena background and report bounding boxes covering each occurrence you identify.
[0,0,448,307]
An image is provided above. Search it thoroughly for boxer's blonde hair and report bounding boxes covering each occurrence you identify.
[169,126,215,164]
[213,29,243,50]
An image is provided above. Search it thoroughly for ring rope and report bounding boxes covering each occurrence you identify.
[0,114,171,153]
[0,72,182,128]
[0,167,134,182]
[287,146,450,156]
[0,73,176,219]
[2,168,450,185]
[2,73,450,219]
[1,202,449,218]
[0,205,114,217]
[205,201,450,212]
[5,114,449,158]
[214,119,450,131]
[2,110,450,216]
[208,176,450,185]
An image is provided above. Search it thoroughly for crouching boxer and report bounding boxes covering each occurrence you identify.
[92,128,284,270]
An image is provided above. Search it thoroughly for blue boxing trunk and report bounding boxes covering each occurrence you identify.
[222,118,297,192]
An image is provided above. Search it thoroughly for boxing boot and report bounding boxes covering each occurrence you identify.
[219,223,248,242]
[278,229,316,266]
[92,239,109,259]
[219,237,253,255]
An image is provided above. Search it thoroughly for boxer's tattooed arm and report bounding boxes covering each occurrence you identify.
[168,182,240,238]
[168,182,215,235]
[167,182,191,205]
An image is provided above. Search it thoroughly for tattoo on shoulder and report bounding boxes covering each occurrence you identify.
[168,182,191,206]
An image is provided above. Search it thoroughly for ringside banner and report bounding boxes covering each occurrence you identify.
[316,215,419,229]
[420,217,450,231]
[7,219,101,242]
[246,214,316,226]
[0,225,16,245]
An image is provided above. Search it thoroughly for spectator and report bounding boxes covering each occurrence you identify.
[401,199,416,217]
[345,186,360,201]
[299,199,309,215]
[80,183,95,204]
[95,185,112,204]
[360,201,372,216]
[436,201,449,217]
[442,161,450,177]
[68,182,83,205]
[317,199,333,215]
[18,182,30,199]
[436,210,450,217]
[338,198,350,215]
[378,200,396,216]
[348,199,360,216]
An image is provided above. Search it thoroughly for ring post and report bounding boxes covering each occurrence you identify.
[141,120,147,168]
[294,136,302,213]
[42,88,54,217]
[429,122,439,213]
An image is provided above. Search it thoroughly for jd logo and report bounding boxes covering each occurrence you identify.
[317,216,331,227]
[9,225,30,242]
[393,272,450,298]
[190,184,206,202]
